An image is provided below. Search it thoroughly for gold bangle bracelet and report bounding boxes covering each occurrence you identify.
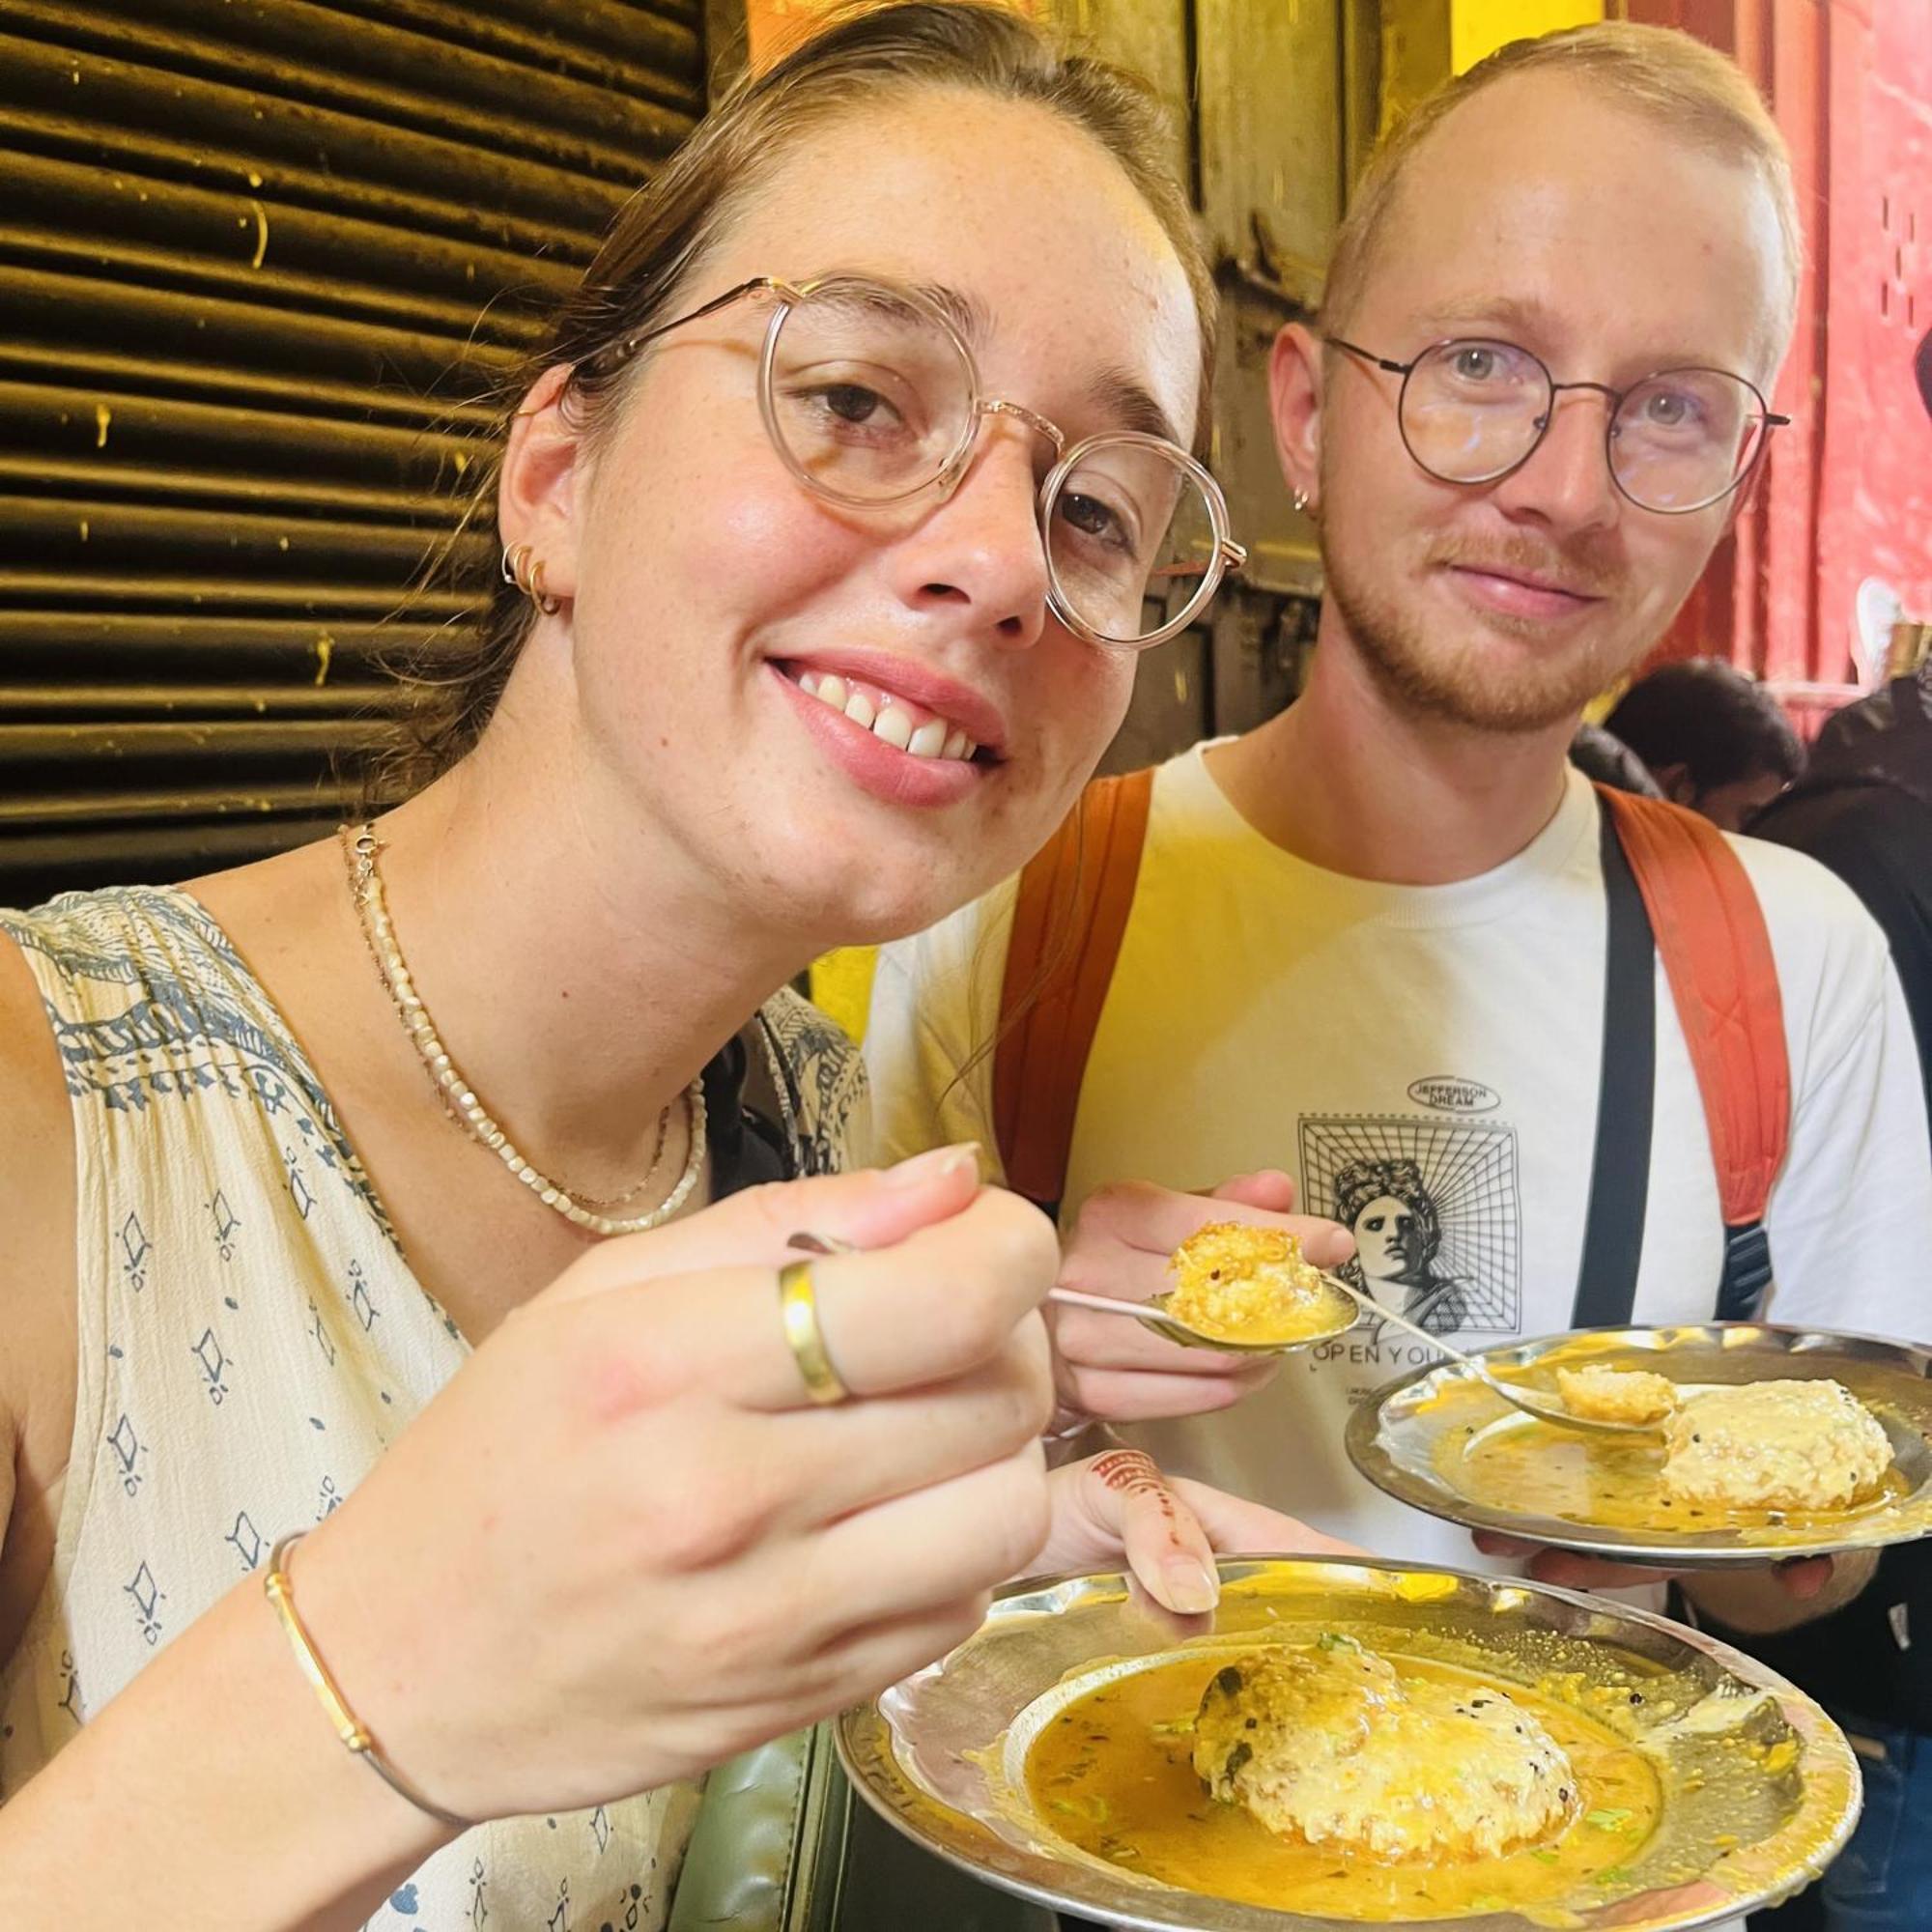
[263,1530,470,1831]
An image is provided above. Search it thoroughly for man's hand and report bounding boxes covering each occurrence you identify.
[1471,1531,1874,1634]
[1050,1171,1353,1423]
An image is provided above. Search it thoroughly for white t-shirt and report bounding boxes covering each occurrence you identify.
[867,744,1932,1570]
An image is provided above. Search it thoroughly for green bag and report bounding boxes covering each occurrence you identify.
[668,1725,1057,1932]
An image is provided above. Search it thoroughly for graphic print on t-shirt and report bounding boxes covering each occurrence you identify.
[1298,1113,1522,1339]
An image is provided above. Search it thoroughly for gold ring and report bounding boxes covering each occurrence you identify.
[778,1260,849,1405]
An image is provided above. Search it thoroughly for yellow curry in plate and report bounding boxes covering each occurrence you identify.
[1026,1641,1662,1921]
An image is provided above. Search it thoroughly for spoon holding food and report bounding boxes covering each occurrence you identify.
[787,1224,1658,1435]
[1129,1224,1662,1436]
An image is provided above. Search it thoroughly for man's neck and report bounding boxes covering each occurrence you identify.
[1208,606,1577,886]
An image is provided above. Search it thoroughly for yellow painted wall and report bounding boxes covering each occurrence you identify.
[1452,0,1604,74]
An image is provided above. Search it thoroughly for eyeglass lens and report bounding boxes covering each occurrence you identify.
[765,282,973,501]
[1045,439,1215,645]
[1400,340,1768,512]
[764,282,1218,645]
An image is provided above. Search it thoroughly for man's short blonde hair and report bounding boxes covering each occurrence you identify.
[1319,23,1802,369]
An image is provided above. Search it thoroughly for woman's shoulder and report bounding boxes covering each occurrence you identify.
[0,923,81,1625]
[0,882,215,969]
[752,988,871,1173]
[0,885,245,1056]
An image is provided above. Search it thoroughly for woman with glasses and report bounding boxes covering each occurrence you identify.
[0,8,1333,1927]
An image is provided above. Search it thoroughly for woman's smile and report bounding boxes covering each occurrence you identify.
[771,649,1009,810]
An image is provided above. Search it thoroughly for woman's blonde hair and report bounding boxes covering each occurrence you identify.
[393,1,1210,789]
[1319,23,1801,353]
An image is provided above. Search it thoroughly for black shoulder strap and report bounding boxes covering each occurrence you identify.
[1570,805,1657,1327]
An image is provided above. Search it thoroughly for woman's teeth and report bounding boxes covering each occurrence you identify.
[796,670,977,763]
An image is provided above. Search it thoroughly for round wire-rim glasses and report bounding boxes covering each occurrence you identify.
[577,273,1247,650]
[1326,335,1791,516]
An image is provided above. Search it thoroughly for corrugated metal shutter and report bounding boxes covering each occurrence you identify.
[0,0,707,901]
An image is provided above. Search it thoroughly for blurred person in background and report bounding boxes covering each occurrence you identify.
[1568,720,1664,796]
[1735,321,1932,1932]
[1603,655,1804,830]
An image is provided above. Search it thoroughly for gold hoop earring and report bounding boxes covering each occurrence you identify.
[500,542,562,616]
[526,558,562,616]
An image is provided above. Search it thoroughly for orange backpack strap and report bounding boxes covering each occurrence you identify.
[1597,787,1791,1237]
[993,767,1154,1208]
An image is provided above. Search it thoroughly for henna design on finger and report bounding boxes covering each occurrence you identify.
[1091,1449,1179,1524]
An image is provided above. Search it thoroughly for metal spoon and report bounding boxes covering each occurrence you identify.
[782,1233,1255,1341]
[1325,1283,1663,1436]
[785,1232,1359,1358]
[1137,1269,1659,1437]
[784,1232,1657,1435]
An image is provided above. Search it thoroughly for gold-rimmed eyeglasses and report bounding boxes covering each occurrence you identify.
[1327,335,1790,516]
[578,273,1246,650]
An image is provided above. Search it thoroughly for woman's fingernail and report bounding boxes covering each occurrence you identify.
[884,1142,981,1188]
[1161,1554,1219,1615]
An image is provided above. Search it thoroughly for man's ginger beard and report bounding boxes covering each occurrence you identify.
[1316,463,1654,735]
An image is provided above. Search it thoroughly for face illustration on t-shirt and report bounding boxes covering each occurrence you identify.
[1299,1083,1520,1388]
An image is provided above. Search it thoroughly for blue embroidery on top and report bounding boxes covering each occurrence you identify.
[55,1650,81,1723]
[0,889,397,1247]
[209,1188,241,1261]
[124,1562,164,1645]
[118,1210,151,1293]
[107,1410,147,1496]
[284,1146,317,1221]
[306,1298,339,1368]
[346,1260,380,1332]
[226,1512,265,1571]
[188,1327,232,1405]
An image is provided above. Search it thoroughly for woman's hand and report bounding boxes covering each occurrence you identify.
[1049,1171,1353,1423]
[1034,1449,1363,1614]
[284,1145,1062,1823]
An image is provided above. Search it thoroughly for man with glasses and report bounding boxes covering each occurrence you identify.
[866,21,1931,1664]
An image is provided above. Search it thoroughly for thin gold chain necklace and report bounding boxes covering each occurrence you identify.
[339,825,706,1236]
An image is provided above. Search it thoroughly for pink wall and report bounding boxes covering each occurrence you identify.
[1813,0,1932,681]
[1634,0,1932,717]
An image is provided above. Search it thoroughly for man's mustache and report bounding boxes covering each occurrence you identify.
[1426,534,1620,601]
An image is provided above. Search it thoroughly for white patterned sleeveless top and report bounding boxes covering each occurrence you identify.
[0,885,867,1932]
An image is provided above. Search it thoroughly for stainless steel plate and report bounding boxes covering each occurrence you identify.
[837,1555,1859,1930]
[1347,1323,1932,1567]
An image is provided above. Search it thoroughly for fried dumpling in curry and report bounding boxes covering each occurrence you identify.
[1661,1378,1891,1512]
[1192,1636,1577,1861]
[1556,1364,1679,1425]
[1165,1221,1334,1342]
